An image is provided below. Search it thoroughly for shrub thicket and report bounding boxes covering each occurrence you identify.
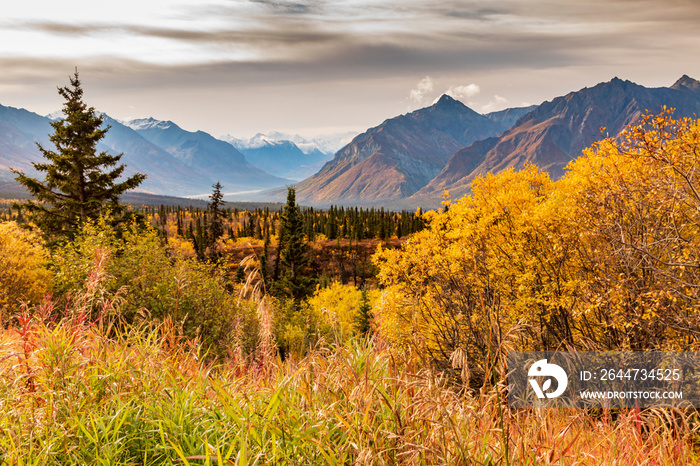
[50,218,259,357]
[373,112,700,386]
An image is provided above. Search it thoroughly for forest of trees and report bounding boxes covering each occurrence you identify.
[125,199,425,257]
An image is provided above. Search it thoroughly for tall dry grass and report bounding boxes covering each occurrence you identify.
[1,315,698,463]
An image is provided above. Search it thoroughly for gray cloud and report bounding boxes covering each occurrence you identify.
[12,0,700,62]
[10,14,629,76]
[249,0,319,15]
[1,0,699,137]
[13,21,341,46]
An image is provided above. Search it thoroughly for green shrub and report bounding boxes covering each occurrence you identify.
[50,217,259,357]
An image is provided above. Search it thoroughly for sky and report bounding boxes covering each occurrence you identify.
[1,0,699,139]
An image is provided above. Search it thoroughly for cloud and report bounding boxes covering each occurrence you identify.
[445,83,480,100]
[249,0,317,15]
[2,0,700,137]
[12,21,344,48]
[12,0,692,82]
[481,94,508,113]
[409,76,434,103]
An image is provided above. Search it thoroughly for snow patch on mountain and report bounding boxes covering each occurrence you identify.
[221,131,357,156]
[122,117,176,131]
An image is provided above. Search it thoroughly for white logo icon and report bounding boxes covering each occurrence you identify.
[528,359,568,399]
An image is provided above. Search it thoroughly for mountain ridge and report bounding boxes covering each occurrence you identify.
[223,133,331,180]
[117,117,290,194]
[0,109,291,198]
[289,94,511,205]
[3,75,699,208]
[412,75,700,205]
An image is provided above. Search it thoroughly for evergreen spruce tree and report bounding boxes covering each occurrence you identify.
[176,214,183,237]
[194,217,205,261]
[12,70,145,240]
[207,181,225,259]
[355,289,372,337]
[260,226,271,286]
[325,205,338,239]
[275,187,315,301]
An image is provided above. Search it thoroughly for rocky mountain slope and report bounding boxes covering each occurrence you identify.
[412,76,700,204]
[291,95,515,205]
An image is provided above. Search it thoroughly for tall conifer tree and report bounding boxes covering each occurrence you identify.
[12,70,145,240]
[207,181,225,253]
[276,187,315,300]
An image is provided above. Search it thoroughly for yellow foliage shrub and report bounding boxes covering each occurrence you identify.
[374,166,573,381]
[307,281,365,342]
[374,113,700,385]
[275,282,378,358]
[167,235,197,259]
[561,111,700,349]
[0,222,51,320]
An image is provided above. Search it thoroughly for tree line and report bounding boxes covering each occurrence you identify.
[136,196,424,261]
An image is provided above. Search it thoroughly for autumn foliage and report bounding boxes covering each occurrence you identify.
[0,222,51,321]
[374,112,700,385]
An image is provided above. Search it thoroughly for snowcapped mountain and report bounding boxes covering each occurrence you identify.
[45,110,64,121]
[223,131,356,156]
[120,117,289,193]
[120,117,176,131]
[219,131,356,180]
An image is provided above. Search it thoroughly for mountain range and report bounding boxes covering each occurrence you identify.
[286,75,700,208]
[120,117,291,195]
[411,75,700,204]
[0,111,297,198]
[221,132,354,180]
[289,96,535,205]
[1,75,699,208]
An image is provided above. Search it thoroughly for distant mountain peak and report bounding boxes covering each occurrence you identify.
[433,94,466,109]
[671,75,700,93]
[437,94,457,103]
[123,117,177,131]
[45,110,64,121]
[223,131,353,156]
[603,76,636,89]
[290,91,507,205]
